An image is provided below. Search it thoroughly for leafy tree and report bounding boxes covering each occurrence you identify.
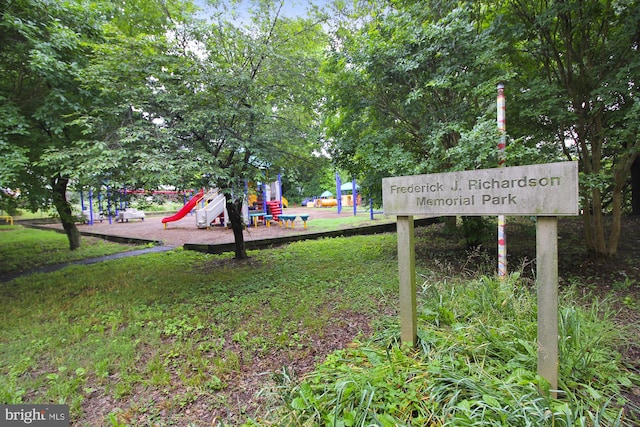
[190,9,326,258]
[503,0,640,258]
[323,0,514,249]
[632,156,640,214]
[325,0,638,258]
[0,0,186,249]
[80,1,327,258]
[323,1,510,206]
[0,0,107,248]
[281,155,334,203]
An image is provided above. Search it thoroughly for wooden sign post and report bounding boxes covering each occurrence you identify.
[382,162,578,396]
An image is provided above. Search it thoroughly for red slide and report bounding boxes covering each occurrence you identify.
[162,189,204,225]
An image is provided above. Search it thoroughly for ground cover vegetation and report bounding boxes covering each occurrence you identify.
[0,221,638,426]
[0,225,138,278]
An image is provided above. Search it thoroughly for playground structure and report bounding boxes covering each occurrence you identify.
[77,186,201,225]
[311,191,338,207]
[340,189,362,208]
[303,176,381,220]
[162,189,247,229]
[160,177,288,229]
[308,176,362,213]
[336,177,361,214]
[313,198,338,207]
[247,176,288,226]
[76,186,230,229]
[77,186,131,225]
[161,189,204,228]
[195,190,228,229]
[82,209,104,223]
[78,176,294,230]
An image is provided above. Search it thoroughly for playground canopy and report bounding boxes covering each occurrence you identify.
[340,182,360,192]
[320,191,333,198]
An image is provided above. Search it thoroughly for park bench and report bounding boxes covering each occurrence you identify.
[82,210,105,223]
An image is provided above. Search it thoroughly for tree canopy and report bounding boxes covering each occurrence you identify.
[323,1,514,205]
[322,0,639,258]
[502,0,640,257]
[1,0,327,257]
[1,0,638,259]
[1,0,110,248]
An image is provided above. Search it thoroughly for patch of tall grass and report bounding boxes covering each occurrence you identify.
[262,274,639,426]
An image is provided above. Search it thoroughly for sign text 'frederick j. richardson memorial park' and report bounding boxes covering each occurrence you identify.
[382,161,578,217]
[382,161,579,397]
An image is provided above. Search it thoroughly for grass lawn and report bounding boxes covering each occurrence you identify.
[0,223,638,426]
[0,225,142,277]
[304,210,395,232]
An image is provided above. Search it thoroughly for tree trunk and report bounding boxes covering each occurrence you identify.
[225,194,248,259]
[631,155,640,216]
[606,153,639,257]
[608,187,623,259]
[581,191,595,253]
[591,187,607,256]
[443,216,457,231]
[51,175,81,250]
[583,186,609,259]
[583,154,637,259]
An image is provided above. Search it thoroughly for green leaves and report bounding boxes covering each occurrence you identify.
[0,0,109,215]
[323,1,507,195]
[504,0,640,255]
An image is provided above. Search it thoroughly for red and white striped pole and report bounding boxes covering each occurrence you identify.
[497,83,507,278]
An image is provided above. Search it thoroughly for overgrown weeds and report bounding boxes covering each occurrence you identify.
[260,274,639,426]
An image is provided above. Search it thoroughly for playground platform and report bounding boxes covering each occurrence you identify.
[31,207,439,254]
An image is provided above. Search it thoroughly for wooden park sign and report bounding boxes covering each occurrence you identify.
[382,161,579,396]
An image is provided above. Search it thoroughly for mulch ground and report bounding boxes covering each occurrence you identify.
[52,206,375,247]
